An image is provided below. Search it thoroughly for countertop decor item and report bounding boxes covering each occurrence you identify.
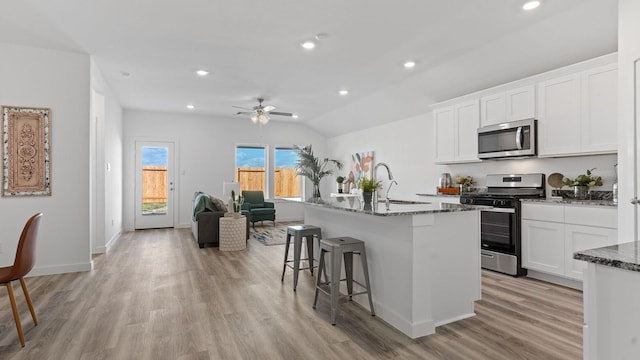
[294,144,343,200]
[358,176,381,205]
[562,168,603,200]
[547,172,564,199]
[455,175,473,192]
[336,175,345,193]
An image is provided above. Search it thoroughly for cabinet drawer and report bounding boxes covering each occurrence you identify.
[565,206,617,228]
[521,203,564,222]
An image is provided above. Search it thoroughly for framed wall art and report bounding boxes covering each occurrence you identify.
[1,106,52,197]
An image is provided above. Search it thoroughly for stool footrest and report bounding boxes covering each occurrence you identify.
[286,263,317,271]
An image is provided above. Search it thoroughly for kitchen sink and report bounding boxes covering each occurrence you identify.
[386,199,430,205]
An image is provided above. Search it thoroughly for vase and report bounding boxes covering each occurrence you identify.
[362,191,373,205]
[312,183,321,199]
[574,185,589,200]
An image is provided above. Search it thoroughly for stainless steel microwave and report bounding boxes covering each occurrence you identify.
[477,119,537,159]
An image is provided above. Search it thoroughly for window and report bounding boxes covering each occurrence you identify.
[274,147,301,199]
[235,146,266,192]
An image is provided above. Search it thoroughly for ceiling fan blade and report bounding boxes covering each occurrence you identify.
[235,111,253,115]
[262,105,276,112]
[269,111,294,117]
[232,105,253,110]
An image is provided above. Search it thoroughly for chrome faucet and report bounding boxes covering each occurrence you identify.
[385,180,398,210]
[374,162,394,206]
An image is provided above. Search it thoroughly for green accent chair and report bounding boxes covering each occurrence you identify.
[242,190,276,229]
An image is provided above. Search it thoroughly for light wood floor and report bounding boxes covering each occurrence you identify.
[0,227,583,359]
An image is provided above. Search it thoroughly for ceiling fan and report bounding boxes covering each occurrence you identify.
[233,98,295,125]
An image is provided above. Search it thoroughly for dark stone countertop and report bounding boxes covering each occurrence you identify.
[574,242,640,272]
[302,197,487,217]
[520,198,618,207]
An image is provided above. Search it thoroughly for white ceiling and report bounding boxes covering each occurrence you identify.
[0,0,618,137]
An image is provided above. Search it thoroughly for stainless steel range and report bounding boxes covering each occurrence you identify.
[460,173,545,276]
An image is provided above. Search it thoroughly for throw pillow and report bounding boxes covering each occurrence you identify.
[210,196,228,212]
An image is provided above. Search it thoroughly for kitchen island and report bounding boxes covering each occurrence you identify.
[303,196,484,339]
[574,242,640,359]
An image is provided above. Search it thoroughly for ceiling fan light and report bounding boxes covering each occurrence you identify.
[251,114,258,123]
[258,113,270,125]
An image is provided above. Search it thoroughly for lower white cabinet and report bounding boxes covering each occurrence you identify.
[522,220,565,275]
[521,203,617,281]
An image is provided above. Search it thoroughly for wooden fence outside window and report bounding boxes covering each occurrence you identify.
[236,167,301,197]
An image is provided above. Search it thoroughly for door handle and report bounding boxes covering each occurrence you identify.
[631,198,639,205]
[515,127,523,150]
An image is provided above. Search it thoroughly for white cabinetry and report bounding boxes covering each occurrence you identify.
[480,85,536,126]
[434,100,479,164]
[521,203,617,281]
[537,63,618,157]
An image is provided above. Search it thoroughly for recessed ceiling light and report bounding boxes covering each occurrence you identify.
[404,61,416,69]
[338,89,349,96]
[292,114,299,119]
[522,1,540,10]
[196,69,209,77]
[301,41,316,50]
[186,104,195,110]
[121,71,131,78]
[315,33,329,40]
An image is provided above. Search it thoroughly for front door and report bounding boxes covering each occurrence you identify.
[135,141,175,229]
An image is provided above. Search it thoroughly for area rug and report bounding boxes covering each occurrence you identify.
[250,221,302,246]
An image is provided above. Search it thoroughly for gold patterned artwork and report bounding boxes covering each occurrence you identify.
[2,106,51,196]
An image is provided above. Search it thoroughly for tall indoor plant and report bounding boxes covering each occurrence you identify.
[294,145,343,200]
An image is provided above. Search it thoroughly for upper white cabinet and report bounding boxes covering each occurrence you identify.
[434,100,480,164]
[581,63,618,152]
[480,85,536,126]
[537,63,618,157]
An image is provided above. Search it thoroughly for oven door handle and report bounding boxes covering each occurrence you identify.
[482,207,516,214]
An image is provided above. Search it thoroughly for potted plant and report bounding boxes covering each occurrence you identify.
[455,175,474,193]
[562,168,603,200]
[358,176,382,205]
[336,175,345,193]
[294,145,343,201]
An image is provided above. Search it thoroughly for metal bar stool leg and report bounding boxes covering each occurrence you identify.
[281,232,292,282]
[343,251,354,300]
[359,249,375,316]
[313,248,326,309]
[293,232,303,291]
[306,235,315,275]
[330,246,342,325]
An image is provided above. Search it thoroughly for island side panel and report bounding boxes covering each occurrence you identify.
[412,210,481,327]
[304,205,481,339]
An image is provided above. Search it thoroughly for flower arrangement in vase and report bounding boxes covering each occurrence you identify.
[455,175,474,192]
[562,168,603,200]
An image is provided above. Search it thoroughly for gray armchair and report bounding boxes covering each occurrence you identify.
[241,190,276,229]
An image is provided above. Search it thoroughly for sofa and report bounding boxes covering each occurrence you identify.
[191,191,250,248]
[241,190,276,229]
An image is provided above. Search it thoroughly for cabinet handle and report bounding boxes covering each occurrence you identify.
[481,253,495,258]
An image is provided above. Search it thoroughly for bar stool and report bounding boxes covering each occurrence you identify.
[313,236,375,325]
[281,225,322,291]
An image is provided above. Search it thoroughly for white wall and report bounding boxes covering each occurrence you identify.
[122,110,327,230]
[328,112,617,200]
[617,0,640,241]
[90,58,124,253]
[0,42,92,275]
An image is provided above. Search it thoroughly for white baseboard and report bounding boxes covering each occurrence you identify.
[526,270,583,290]
[28,261,93,277]
[105,231,121,252]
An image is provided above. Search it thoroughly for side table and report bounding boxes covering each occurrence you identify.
[219,215,247,251]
